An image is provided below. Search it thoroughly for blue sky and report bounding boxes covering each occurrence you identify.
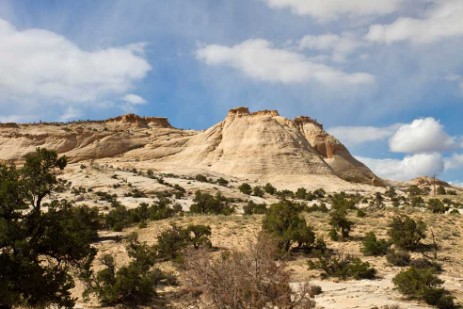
[1,0,463,183]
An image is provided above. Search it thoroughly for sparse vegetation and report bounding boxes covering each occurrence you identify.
[190,191,234,215]
[183,233,316,308]
[308,252,376,280]
[262,200,315,254]
[84,234,176,305]
[154,224,212,262]
[388,215,427,250]
[239,182,252,195]
[393,267,455,308]
[361,232,389,256]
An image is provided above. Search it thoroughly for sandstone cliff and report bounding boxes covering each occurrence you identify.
[0,108,382,186]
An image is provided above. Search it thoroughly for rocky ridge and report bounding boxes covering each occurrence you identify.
[0,107,381,186]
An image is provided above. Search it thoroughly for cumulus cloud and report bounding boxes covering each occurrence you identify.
[298,33,364,62]
[328,124,401,146]
[444,153,463,170]
[0,19,151,108]
[122,94,147,105]
[389,117,457,153]
[367,0,463,43]
[196,39,374,85]
[358,153,445,180]
[262,0,402,20]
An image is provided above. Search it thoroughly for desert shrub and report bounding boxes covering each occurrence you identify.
[372,192,385,208]
[385,186,397,198]
[183,233,315,309]
[408,185,423,197]
[276,189,294,199]
[155,224,212,262]
[313,188,326,199]
[329,205,353,240]
[393,267,455,308]
[124,188,147,198]
[307,202,329,213]
[239,183,252,195]
[243,200,267,215]
[195,174,208,182]
[361,232,389,256]
[411,196,425,207]
[428,198,448,213]
[95,191,117,203]
[216,177,228,186]
[190,191,234,215]
[410,258,442,272]
[149,198,181,220]
[308,252,376,280]
[264,183,277,195]
[437,185,446,195]
[262,200,315,253]
[388,215,426,250]
[252,186,265,197]
[84,235,175,305]
[295,187,309,200]
[105,205,131,231]
[386,249,411,266]
[356,208,366,217]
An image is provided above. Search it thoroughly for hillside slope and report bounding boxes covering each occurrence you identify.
[0,107,381,186]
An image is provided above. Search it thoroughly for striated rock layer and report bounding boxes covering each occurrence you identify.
[0,108,382,186]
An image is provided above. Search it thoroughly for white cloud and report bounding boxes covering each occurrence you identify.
[358,153,445,180]
[59,106,82,121]
[298,33,364,62]
[389,117,457,153]
[196,39,374,85]
[262,0,402,20]
[367,0,463,43]
[444,153,463,170]
[0,19,151,107]
[122,94,147,105]
[328,124,401,146]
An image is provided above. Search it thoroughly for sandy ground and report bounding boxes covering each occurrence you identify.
[49,162,463,308]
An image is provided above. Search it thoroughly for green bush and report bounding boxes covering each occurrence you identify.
[262,200,315,253]
[410,258,442,272]
[356,208,366,217]
[329,207,353,240]
[216,177,229,186]
[407,185,423,197]
[252,186,265,197]
[308,253,376,280]
[239,183,252,195]
[155,224,212,262]
[85,235,175,305]
[428,198,448,213]
[263,183,276,195]
[437,185,446,195]
[190,191,234,215]
[275,189,294,199]
[243,200,267,215]
[195,174,208,182]
[393,267,455,308]
[388,215,426,250]
[386,249,411,266]
[361,232,389,256]
[0,149,97,308]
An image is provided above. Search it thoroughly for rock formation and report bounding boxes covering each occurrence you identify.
[0,108,382,185]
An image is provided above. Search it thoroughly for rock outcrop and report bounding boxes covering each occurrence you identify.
[0,108,382,185]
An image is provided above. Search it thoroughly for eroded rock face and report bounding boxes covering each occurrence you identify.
[0,108,382,185]
[293,115,382,185]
